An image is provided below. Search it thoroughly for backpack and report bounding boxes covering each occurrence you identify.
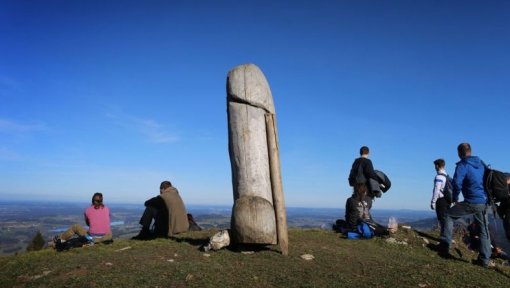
[482,164,510,204]
[349,162,366,186]
[356,222,374,239]
[55,235,93,252]
[187,213,202,231]
[201,230,230,251]
[438,173,454,204]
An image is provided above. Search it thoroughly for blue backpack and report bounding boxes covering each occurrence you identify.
[356,222,374,239]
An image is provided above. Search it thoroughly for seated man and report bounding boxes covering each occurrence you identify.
[133,181,189,240]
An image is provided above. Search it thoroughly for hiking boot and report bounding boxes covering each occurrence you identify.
[438,242,454,259]
[131,230,155,241]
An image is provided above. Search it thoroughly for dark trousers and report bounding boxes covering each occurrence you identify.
[435,197,449,236]
[498,200,510,241]
[139,206,166,236]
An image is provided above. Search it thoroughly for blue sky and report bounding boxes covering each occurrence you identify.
[1,0,509,210]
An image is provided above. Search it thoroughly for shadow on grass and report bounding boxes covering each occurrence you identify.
[171,236,209,247]
[226,243,277,253]
[415,230,441,242]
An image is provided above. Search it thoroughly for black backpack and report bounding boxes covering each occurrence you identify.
[55,236,92,252]
[349,161,366,187]
[482,164,510,204]
[438,173,453,204]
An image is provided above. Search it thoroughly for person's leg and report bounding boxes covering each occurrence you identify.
[93,232,113,243]
[133,206,159,240]
[59,224,88,241]
[473,204,491,266]
[435,198,448,236]
[441,202,471,255]
[500,201,510,241]
[139,206,158,230]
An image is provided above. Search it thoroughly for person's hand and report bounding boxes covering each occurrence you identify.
[430,203,435,210]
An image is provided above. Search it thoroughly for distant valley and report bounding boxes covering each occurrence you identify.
[2,201,508,256]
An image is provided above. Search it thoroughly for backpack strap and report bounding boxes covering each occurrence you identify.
[436,172,448,198]
[480,160,498,215]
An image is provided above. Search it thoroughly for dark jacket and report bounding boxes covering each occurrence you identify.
[348,157,379,186]
[453,156,487,204]
[345,195,373,230]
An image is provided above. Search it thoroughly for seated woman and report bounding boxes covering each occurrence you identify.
[344,183,387,236]
[54,192,112,244]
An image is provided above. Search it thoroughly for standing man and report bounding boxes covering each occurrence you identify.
[440,143,492,267]
[348,146,381,198]
[133,180,189,240]
[431,159,451,236]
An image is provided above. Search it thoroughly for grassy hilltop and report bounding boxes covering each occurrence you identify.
[1,228,509,288]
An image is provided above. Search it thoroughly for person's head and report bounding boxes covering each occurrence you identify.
[457,143,472,159]
[91,192,104,209]
[433,159,445,171]
[160,180,172,193]
[354,183,368,199]
[360,146,369,156]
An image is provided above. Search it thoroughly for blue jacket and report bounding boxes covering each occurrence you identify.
[453,156,487,204]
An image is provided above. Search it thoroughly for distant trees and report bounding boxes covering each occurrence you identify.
[26,231,45,252]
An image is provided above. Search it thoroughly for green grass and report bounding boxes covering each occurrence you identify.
[1,228,509,287]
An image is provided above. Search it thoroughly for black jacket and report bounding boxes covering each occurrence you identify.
[348,157,379,186]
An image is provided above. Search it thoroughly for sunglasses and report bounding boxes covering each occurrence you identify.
[93,199,103,203]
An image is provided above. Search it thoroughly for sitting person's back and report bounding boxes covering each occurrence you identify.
[159,182,189,236]
[345,183,373,230]
[133,180,189,240]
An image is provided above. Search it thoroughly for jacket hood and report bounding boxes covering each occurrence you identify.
[460,156,483,169]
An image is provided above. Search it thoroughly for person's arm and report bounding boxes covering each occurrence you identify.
[453,163,466,202]
[84,210,90,226]
[431,175,444,209]
[145,196,166,209]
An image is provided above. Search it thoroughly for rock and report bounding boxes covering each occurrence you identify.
[300,254,315,260]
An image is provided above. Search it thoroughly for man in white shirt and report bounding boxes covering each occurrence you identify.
[431,158,451,235]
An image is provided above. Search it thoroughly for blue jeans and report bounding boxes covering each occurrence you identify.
[441,202,491,265]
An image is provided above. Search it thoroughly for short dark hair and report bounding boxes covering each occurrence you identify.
[360,146,369,155]
[457,143,471,158]
[160,181,172,190]
[433,159,445,168]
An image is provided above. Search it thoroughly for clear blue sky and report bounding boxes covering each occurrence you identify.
[1,0,509,210]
